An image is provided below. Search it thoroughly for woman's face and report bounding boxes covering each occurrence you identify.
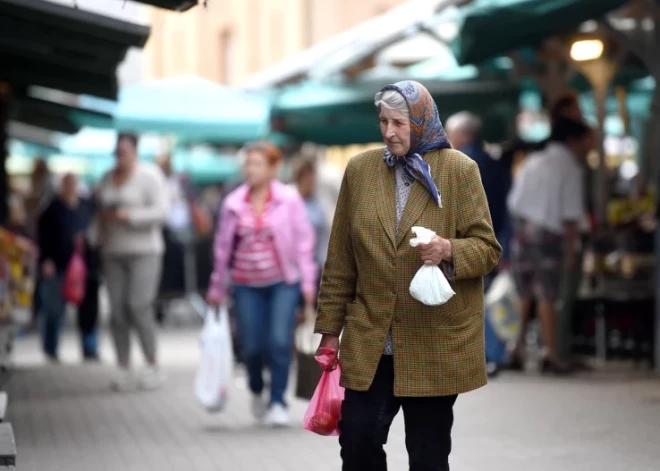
[115,137,137,172]
[297,170,315,199]
[379,107,411,157]
[243,150,276,187]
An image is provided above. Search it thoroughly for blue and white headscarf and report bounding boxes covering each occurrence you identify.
[381,80,452,207]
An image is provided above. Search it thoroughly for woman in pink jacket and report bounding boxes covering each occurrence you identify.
[207,141,317,427]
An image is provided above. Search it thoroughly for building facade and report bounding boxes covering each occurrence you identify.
[143,0,407,85]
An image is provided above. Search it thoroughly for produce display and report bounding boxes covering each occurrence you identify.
[0,227,36,322]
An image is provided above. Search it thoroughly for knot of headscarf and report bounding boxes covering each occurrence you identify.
[381,80,451,208]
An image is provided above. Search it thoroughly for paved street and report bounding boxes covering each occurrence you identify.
[6,327,660,471]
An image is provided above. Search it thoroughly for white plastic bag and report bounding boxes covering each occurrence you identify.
[408,226,456,306]
[195,306,234,412]
[485,271,521,344]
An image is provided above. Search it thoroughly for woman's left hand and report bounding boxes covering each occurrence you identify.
[419,235,452,265]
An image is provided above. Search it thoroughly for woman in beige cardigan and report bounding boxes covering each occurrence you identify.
[95,133,169,392]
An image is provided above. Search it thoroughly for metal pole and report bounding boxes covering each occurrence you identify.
[594,83,609,228]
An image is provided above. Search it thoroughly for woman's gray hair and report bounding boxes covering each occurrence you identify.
[374,89,409,118]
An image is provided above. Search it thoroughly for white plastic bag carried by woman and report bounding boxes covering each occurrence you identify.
[195,306,234,412]
[408,226,455,306]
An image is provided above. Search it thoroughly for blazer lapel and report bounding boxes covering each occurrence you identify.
[396,181,431,248]
[376,159,396,248]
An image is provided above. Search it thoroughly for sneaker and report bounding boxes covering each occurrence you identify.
[251,394,267,421]
[46,354,60,364]
[264,403,290,428]
[111,369,137,392]
[83,353,101,363]
[138,366,165,390]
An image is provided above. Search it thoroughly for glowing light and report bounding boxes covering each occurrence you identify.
[570,39,604,62]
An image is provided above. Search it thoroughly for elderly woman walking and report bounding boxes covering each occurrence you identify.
[314,81,501,471]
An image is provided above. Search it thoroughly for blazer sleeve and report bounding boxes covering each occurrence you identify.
[314,165,357,336]
[449,158,502,280]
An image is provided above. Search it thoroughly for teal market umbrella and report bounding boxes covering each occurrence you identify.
[59,127,162,160]
[113,77,271,144]
[8,139,60,158]
[170,147,241,185]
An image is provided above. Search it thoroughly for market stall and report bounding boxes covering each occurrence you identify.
[0,227,36,384]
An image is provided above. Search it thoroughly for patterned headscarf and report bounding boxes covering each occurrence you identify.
[380,80,451,207]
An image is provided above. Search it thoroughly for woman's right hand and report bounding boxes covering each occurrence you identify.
[316,334,340,371]
[206,295,223,310]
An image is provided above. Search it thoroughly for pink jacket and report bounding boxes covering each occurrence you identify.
[208,180,318,300]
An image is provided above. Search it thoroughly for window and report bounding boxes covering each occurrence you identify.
[301,0,314,47]
[219,29,235,84]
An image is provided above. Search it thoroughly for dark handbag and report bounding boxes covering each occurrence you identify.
[295,308,323,400]
[296,349,323,400]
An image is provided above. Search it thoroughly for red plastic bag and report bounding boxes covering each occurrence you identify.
[303,348,345,436]
[62,250,87,305]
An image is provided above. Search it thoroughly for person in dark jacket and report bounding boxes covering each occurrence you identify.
[446,111,512,268]
[446,111,513,377]
[37,173,97,361]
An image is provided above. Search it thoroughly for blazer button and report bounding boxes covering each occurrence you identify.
[394,317,402,323]
[396,342,403,348]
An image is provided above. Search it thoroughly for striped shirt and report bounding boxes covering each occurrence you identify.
[230,194,284,287]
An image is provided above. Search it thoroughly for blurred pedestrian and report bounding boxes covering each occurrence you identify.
[37,173,95,362]
[207,141,317,427]
[549,90,583,124]
[549,91,592,365]
[27,159,55,330]
[315,81,501,470]
[507,118,593,374]
[445,111,512,274]
[95,133,169,391]
[446,111,513,376]
[292,157,328,281]
[157,155,192,314]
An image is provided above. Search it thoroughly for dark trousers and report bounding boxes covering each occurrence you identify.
[339,356,457,471]
[78,277,99,357]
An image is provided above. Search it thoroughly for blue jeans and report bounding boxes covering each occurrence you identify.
[232,282,301,406]
[39,275,66,357]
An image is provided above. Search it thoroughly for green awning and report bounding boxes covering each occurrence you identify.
[451,0,628,65]
[114,77,270,144]
[0,0,150,99]
[12,96,114,135]
[272,78,519,145]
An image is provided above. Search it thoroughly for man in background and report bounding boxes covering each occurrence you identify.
[446,112,512,272]
[446,111,513,375]
[507,118,593,374]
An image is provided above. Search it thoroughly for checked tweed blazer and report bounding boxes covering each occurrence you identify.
[315,147,502,397]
